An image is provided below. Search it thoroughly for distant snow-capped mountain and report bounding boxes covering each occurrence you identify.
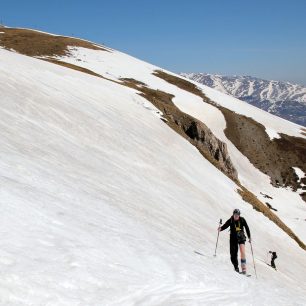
[180,73,306,126]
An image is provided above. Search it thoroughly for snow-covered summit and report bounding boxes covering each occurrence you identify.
[0,28,305,305]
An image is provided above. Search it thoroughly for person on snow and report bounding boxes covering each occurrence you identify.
[218,209,251,274]
[269,251,277,269]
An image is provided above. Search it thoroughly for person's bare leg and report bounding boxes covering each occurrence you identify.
[240,244,247,273]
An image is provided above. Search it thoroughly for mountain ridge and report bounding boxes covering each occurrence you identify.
[180,73,306,126]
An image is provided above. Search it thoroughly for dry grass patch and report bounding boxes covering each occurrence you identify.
[42,59,124,88]
[153,70,204,98]
[43,59,105,78]
[221,107,306,197]
[0,28,108,57]
[153,70,217,106]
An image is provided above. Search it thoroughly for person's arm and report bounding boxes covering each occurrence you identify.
[243,218,251,239]
[220,218,231,231]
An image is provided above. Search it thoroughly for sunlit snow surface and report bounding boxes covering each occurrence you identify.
[0,46,306,305]
[57,46,306,242]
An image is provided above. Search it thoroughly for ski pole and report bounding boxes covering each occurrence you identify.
[250,241,258,279]
[214,219,222,257]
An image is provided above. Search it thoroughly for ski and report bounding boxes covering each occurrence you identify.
[239,272,251,277]
[266,263,277,271]
[258,259,277,271]
[194,250,206,257]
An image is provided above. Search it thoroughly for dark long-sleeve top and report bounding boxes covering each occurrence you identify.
[220,216,251,239]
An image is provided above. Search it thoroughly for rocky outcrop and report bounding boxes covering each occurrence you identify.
[173,116,238,181]
[120,78,238,182]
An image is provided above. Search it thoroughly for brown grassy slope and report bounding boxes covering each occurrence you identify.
[153,70,306,250]
[44,59,105,78]
[221,107,306,192]
[153,71,205,98]
[0,28,108,57]
[154,70,306,200]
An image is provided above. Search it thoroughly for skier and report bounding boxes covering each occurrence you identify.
[269,251,277,269]
[218,209,251,274]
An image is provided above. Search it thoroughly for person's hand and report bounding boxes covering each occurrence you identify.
[249,238,252,243]
[218,226,221,232]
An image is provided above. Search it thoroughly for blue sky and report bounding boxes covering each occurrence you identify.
[1,0,306,85]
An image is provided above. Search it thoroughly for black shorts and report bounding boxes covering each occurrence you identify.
[237,231,246,244]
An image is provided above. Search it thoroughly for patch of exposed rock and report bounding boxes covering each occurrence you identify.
[120,78,238,182]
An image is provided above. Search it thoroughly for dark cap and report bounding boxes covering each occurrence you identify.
[233,209,241,215]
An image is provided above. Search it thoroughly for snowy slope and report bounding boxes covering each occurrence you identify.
[0,30,306,306]
[54,46,305,141]
[180,73,306,126]
[53,45,306,241]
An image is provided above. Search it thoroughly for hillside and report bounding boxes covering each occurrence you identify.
[180,73,306,127]
[0,28,306,305]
